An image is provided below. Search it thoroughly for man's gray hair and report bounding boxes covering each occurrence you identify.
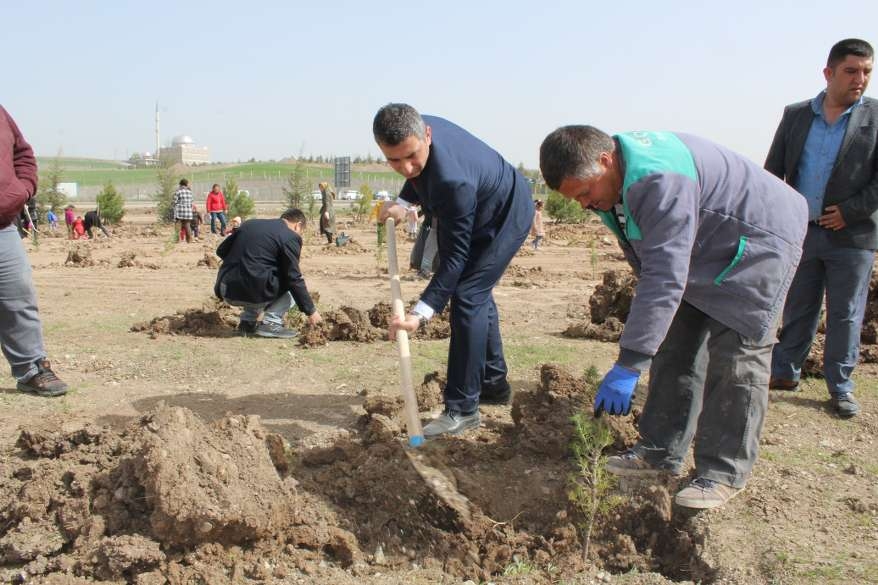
[373,103,426,146]
[539,126,615,191]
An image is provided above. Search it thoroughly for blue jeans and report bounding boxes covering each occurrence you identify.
[0,225,46,381]
[771,225,875,395]
[210,212,227,234]
[220,282,292,326]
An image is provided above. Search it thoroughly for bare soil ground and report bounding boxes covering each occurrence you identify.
[0,212,876,585]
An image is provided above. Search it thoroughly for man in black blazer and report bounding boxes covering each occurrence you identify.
[215,209,322,339]
[373,103,534,437]
[765,38,876,418]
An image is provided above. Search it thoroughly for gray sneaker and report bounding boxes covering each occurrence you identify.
[606,450,666,477]
[831,393,860,418]
[254,322,298,339]
[423,409,480,438]
[17,360,68,398]
[674,477,742,509]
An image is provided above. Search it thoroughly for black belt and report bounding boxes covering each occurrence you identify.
[809,220,823,227]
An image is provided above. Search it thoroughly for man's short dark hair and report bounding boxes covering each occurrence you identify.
[539,126,616,191]
[827,38,873,68]
[281,208,306,226]
[179,178,189,187]
[373,103,426,146]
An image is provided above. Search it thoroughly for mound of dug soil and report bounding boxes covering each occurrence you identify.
[64,246,96,267]
[564,269,636,341]
[317,239,369,255]
[1,365,713,584]
[196,252,219,268]
[299,302,450,347]
[118,250,160,270]
[131,300,239,338]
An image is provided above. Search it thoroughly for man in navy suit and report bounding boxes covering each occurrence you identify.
[766,38,876,418]
[373,103,534,437]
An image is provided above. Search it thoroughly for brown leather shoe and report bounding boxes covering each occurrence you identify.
[769,378,799,391]
[17,360,68,397]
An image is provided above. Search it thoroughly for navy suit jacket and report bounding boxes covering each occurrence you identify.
[765,96,878,249]
[399,116,533,312]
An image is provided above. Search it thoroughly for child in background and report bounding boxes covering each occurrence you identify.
[72,216,86,239]
[46,209,58,232]
[64,205,75,239]
[191,204,203,240]
[531,199,545,250]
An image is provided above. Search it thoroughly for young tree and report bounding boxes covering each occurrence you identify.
[354,184,373,222]
[546,190,587,223]
[282,161,310,209]
[96,181,126,224]
[154,163,180,223]
[228,190,255,220]
[36,155,67,216]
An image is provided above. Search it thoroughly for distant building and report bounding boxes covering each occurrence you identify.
[159,135,210,166]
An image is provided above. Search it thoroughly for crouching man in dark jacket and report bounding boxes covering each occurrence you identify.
[214,208,322,338]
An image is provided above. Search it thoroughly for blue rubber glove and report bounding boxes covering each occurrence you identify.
[594,364,640,417]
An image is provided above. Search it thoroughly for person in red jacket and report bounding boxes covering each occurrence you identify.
[205,184,228,235]
[0,105,69,397]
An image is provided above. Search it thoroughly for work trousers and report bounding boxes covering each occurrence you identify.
[0,225,46,381]
[633,301,772,488]
[771,225,875,395]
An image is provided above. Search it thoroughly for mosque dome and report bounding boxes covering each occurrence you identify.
[172,135,195,146]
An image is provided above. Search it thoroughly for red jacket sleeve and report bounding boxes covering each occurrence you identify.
[0,106,37,227]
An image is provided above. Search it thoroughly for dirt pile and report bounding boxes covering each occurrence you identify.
[130,300,239,338]
[503,265,557,288]
[300,302,450,347]
[196,252,220,268]
[0,366,710,584]
[317,238,369,255]
[0,405,356,584]
[117,250,160,270]
[563,269,636,342]
[64,246,95,267]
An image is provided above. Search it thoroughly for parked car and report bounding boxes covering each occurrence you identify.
[310,190,323,201]
[339,189,362,201]
[374,190,392,201]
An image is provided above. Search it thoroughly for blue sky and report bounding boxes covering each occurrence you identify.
[3,0,876,168]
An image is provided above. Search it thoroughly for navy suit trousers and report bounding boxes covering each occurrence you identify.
[443,218,530,413]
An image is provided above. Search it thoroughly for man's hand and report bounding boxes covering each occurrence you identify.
[308,311,323,326]
[594,364,640,417]
[388,313,419,341]
[378,203,407,224]
[818,205,847,230]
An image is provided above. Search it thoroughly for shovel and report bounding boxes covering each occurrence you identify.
[385,217,473,526]
[385,217,424,447]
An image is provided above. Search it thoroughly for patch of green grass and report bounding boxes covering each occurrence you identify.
[502,558,535,576]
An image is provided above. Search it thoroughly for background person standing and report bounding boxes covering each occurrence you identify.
[206,183,228,235]
[0,105,68,397]
[765,38,877,419]
[173,178,194,243]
